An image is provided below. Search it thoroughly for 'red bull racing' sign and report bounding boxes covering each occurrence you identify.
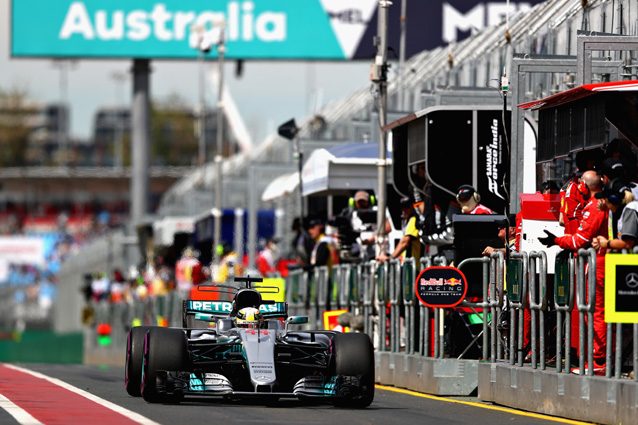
[415,266,468,308]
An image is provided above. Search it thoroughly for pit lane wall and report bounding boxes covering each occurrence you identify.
[82,251,638,424]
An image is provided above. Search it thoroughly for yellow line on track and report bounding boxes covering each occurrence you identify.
[375,384,593,425]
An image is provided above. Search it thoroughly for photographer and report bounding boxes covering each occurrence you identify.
[336,190,390,262]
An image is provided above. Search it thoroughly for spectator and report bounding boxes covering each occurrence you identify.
[175,247,201,299]
[421,189,458,251]
[333,312,353,332]
[456,185,494,215]
[291,217,313,268]
[599,157,638,201]
[538,170,608,374]
[308,219,338,269]
[257,238,281,277]
[592,180,638,252]
[605,138,637,180]
[482,216,517,257]
[109,269,126,303]
[377,195,424,267]
[350,314,365,333]
[38,273,56,310]
[214,243,243,283]
[90,272,110,302]
[337,190,391,261]
[560,151,597,233]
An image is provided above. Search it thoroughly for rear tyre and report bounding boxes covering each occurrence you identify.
[333,333,375,408]
[141,327,188,403]
[125,326,151,397]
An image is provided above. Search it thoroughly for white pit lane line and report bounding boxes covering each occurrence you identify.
[4,364,160,425]
[0,393,44,425]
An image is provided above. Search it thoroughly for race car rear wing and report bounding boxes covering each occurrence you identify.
[183,300,289,321]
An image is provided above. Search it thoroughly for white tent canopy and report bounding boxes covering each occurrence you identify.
[301,142,392,196]
[261,172,300,202]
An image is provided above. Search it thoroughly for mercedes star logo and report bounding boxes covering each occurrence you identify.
[626,272,638,289]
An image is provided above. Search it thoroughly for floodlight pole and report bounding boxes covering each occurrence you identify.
[198,49,207,166]
[294,137,304,220]
[397,0,407,111]
[375,0,391,255]
[213,21,226,264]
[111,71,127,169]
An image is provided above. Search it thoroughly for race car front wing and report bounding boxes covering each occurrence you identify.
[154,371,368,400]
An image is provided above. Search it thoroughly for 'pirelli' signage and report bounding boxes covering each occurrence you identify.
[605,253,638,323]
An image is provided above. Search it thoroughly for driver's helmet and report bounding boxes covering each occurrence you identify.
[235,307,262,328]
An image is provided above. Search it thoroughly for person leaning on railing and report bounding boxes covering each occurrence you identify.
[377,195,423,265]
[592,179,637,252]
[538,170,608,375]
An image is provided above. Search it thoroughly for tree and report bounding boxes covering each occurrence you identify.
[151,93,199,166]
[0,87,34,166]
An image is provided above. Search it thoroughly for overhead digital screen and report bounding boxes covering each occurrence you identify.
[11,0,543,60]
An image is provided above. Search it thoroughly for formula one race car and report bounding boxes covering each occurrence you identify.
[125,277,374,407]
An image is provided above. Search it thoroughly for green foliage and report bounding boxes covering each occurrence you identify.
[0,87,34,166]
[151,93,199,166]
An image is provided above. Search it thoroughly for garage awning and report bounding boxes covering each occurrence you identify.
[261,172,299,202]
[301,142,392,196]
[518,80,638,161]
[518,80,638,110]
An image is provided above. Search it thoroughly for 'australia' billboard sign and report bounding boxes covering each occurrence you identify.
[11,0,543,60]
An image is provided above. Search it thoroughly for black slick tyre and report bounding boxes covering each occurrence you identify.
[141,327,188,403]
[125,326,151,397]
[332,332,375,408]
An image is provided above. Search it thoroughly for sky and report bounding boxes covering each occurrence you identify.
[0,0,371,144]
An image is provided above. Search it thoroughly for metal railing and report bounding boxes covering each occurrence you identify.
[85,249,637,384]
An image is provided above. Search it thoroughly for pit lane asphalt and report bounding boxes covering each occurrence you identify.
[16,364,570,425]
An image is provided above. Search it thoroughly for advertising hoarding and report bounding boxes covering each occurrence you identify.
[605,254,638,323]
[11,0,543,60]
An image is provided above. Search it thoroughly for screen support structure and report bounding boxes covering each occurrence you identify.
[130,59,151,229]
[374,0,391,256]
[576,33,638,85]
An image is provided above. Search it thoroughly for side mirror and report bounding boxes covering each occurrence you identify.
[285,316,308,332]
[286,316,308,325]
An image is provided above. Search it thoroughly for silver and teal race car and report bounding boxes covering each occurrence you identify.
[125,277,374,407]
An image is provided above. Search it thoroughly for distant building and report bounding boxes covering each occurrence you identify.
[93,106,237,167]
[0,99,71,167]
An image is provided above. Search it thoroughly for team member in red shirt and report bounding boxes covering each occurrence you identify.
[560,174,589,234]
[456,185,494,215]
[539,170,608,373]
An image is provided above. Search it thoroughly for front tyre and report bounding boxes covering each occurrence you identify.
[125,326,152,397]
[332,333,375,408]
[141,327,188,403]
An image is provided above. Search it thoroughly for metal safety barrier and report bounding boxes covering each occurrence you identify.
[507,251,528,366]
[85,250,637,388]
[576,248,597,376]
[553,251,575,373]
[456,256,491,360]
[528,250,548,370]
